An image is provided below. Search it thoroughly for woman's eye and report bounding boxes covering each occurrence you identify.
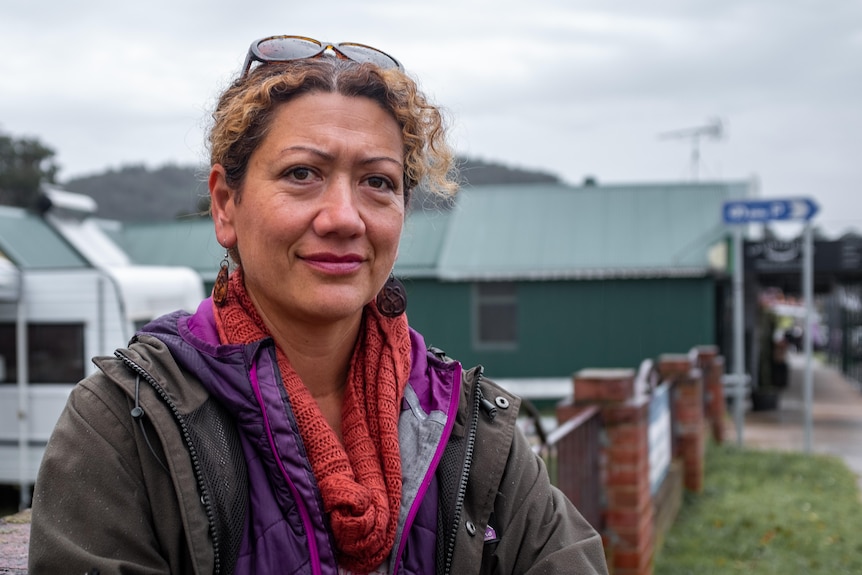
[367,176,394,190]
[287,167,313,181]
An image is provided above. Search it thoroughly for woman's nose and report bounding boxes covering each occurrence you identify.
[313,178,365,236]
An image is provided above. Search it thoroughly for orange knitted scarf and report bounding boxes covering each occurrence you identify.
[213,269,411,573]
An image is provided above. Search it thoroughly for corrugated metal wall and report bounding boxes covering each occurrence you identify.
[404,277,716,378]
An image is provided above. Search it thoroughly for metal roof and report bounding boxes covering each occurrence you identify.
[112,212,453,282]
[105,218,222,281]
[409,180,751,280]
[99,179,751,282]
[0,205,89,269]
[109,211,449,282]
[394,209,453,277]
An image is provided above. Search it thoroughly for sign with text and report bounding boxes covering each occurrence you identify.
[648,383,672,495]
[723,197,819,224]
[745,239,862,275]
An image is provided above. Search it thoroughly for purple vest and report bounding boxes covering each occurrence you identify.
[145,299,462,575]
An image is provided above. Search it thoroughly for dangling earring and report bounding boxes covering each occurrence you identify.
[376,274,407,317]
[213,251,230,307]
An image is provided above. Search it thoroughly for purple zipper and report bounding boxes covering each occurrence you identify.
[392,362,462,574]
[249,362,323,575]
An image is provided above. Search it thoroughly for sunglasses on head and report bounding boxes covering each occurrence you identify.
[241,35,403,77]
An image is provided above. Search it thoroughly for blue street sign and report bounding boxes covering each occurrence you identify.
[722,197,819,224]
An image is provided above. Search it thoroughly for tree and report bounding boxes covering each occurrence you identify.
[0,131,59,210]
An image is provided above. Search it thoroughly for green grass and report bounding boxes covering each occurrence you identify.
[654,443,862,574]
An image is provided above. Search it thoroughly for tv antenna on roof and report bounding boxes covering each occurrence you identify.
[659,117,725,180]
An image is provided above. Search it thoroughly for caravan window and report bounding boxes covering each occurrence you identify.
[0,323,85,384]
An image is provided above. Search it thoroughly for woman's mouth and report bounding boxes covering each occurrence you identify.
[300,252,364,274]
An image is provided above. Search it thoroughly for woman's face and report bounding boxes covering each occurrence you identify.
[210,92,405,328]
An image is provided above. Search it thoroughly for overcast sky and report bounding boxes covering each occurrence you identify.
[2,0,860,237]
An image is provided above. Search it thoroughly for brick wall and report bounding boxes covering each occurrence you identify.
[569,369,655,575]
[658,354,706,493]
[564,348,718,575]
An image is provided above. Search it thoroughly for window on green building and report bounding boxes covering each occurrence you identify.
[473,282,518,349]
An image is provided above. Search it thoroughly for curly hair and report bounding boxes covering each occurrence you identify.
[208,57,458,205]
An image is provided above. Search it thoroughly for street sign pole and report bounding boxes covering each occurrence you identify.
[803,222,814,453]
[732,225,745,446]
[722,196,819,452]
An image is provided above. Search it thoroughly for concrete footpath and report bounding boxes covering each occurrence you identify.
[0,508,28,574]
[727,353,862,494]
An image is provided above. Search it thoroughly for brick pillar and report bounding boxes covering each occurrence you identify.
[571,369,654,575]
[657,355,706,493]
[695,346,727,444]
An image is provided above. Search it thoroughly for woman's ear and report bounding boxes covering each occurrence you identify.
[209,164,238,248]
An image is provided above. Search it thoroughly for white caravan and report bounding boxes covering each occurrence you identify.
[0,187,204,507]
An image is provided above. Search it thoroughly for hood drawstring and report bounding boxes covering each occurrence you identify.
[131,374,169,473]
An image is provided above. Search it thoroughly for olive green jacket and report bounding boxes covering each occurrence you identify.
[29,329,607,574]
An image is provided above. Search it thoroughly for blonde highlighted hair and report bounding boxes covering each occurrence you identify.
[208,58,458,204]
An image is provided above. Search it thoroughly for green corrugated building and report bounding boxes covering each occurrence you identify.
[396,180,750,377]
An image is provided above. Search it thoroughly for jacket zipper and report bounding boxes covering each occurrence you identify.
[247,359,323,575]
[116,351,224,575]
[441,365,485,575]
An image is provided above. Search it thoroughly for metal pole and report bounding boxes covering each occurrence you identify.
[16,274,30,510]
[803,222,814,453]
[733,226,745,446]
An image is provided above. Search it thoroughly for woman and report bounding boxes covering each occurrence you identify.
[28,36,608,575]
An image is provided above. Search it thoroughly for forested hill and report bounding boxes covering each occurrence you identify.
[62,157,561,222]
[64,164,210,222]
